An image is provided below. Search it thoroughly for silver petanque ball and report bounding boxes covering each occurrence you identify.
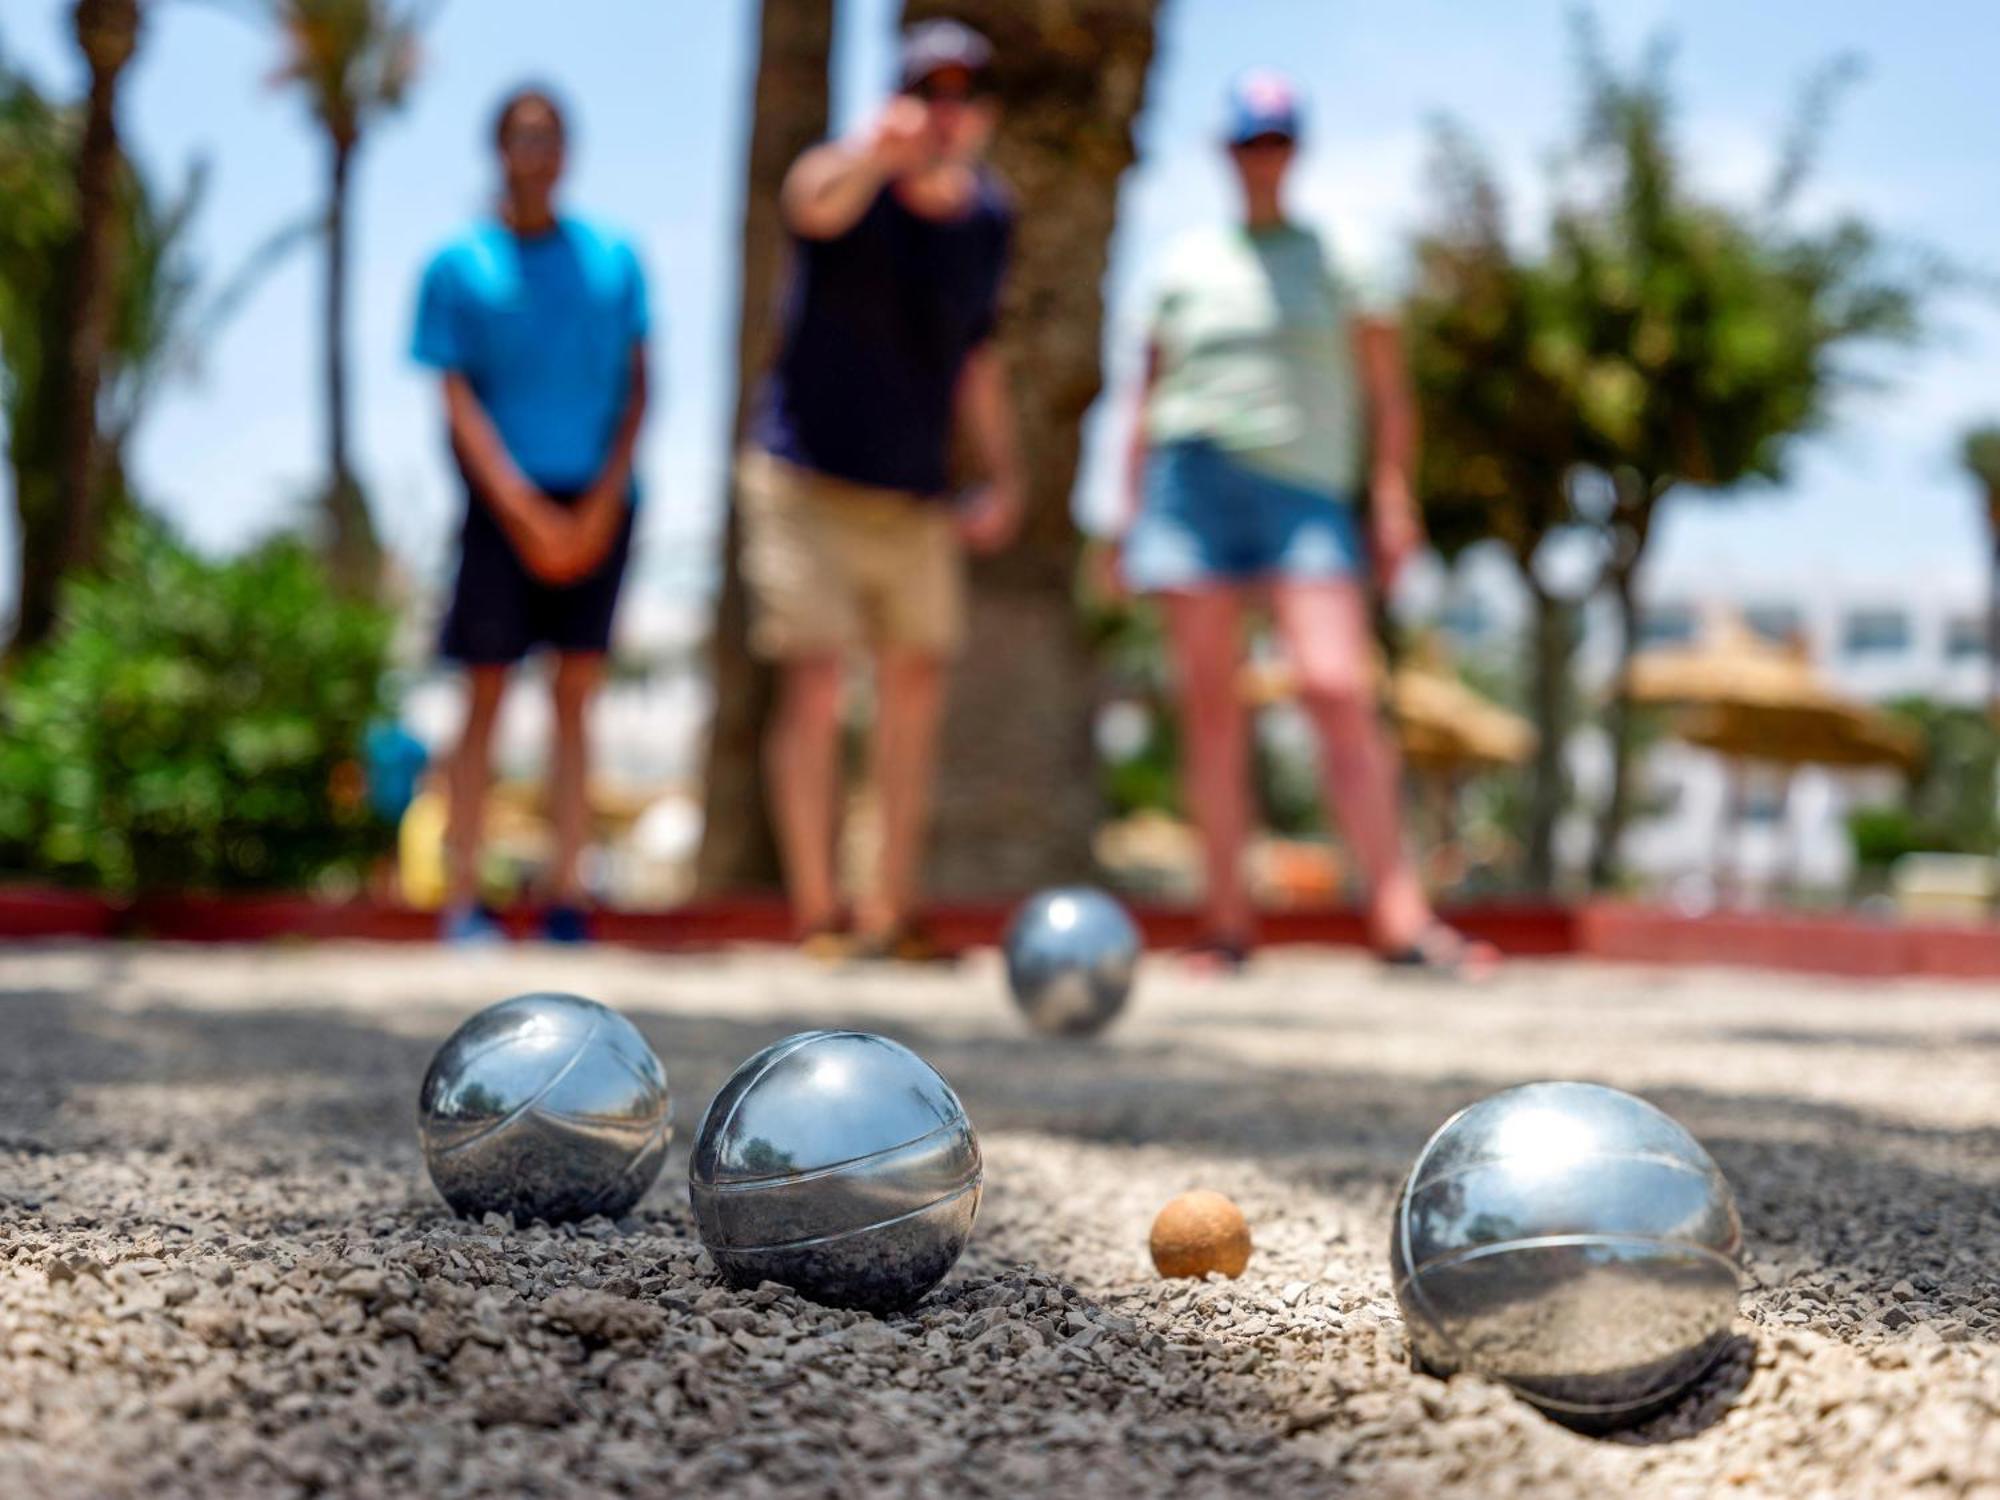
[419,992,671,1225]
[689,1030,982,1312]
[1391,1081,1742,1426]
[1003,885,1141,1037]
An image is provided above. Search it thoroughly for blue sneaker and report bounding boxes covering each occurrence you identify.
[441,904,505,946]
[543,903,593,944]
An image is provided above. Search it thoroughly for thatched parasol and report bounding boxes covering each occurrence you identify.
[1625,617,1919,773]
[1239,654,1535,773]
[1624,613,1920,894]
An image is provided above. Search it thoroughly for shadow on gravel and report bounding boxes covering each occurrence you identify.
[1697,1024,2000,1052]
[1601,1333,1758,1446]
[3,977,1994,1357]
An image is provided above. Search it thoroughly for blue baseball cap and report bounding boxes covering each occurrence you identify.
[1225,69,1304,145]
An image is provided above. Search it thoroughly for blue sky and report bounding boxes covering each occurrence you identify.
[4,0,1996,609]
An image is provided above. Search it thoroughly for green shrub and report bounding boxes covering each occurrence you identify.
[1846,696,2000,874]
[0,519,395,893]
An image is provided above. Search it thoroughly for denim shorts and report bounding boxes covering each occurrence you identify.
[1124,439,1363,593]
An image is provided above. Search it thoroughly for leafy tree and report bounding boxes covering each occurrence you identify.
[1962,423,2000,712]
[1,4,144,653]
[254,0,432,595]
[45,0,143,647]
[1560,25,1921,885]
[1847,696,1998,876]
[2,33,188,654]
[1407,124,1594,892]
[2,37,315,656]
[1411,20,1922,890]
[697,0,835,896]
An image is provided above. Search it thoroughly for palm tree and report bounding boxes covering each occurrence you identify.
[261,0,428,595]
[5,39,307,657]
[696,0,837,895]
[35,0,142,653]
[900,0,1162,896]
[1963,425,2000,719]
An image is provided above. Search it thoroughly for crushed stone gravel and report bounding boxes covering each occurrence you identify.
[0,943,1995,1497]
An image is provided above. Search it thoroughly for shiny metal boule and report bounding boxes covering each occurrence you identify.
[1003,886,1141,1036]
[689,1030,982,1312]
[1390,1081,1742,1425]
[419,992,671,1225]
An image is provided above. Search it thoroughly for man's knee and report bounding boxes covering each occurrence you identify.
[552,654,604,711]
[879,649,948,699]
[776,657,844,730]
[458,670,508,753]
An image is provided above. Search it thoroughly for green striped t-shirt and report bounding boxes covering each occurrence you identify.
[1144,221,1383,495]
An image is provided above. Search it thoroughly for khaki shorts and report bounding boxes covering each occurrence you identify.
[738,448,966,659]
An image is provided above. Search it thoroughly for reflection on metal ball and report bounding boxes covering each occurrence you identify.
[419,992,671,1225]
[689,1030,982,1312]
[1390,1080,1742,1425]
[1003,886,1141,1037]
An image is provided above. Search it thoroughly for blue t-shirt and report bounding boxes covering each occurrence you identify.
[751,174,1012,496]
[412,215,649,492]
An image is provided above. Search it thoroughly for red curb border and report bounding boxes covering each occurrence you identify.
[2,887,1996,980]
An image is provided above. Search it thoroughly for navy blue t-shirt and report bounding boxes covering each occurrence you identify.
[752,173,1012,496]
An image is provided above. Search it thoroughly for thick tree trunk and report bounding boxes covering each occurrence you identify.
[695,0,836,894]
[1590,479,1658,890]
[1589,565,1643,889]
[21,0,139,654]
[10,287,71,658]
[1987,526,2000,911]
[901,0,1161,897]
[323,136,380,595]
[1988,525,2000,727]
[1522,578,1573,895]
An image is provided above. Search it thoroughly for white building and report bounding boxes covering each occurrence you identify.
[1426,546,1993,897]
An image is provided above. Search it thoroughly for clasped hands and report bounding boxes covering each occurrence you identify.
[495,482,628,586]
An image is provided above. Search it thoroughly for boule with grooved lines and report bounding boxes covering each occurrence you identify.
[689,1030,982,1312]
[1003,885,1141,1036]
[1390,1080,1743,1427]
[419,992,671,1225]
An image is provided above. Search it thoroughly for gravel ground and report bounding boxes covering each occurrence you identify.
[1,941,1995,1498]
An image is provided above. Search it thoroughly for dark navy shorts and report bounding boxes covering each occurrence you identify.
[1125,439,1363,592]
[439,482,635,665]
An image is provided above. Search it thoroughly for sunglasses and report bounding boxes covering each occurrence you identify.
[905,76,990,105]
[502,125,564,151]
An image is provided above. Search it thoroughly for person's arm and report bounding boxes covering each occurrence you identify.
[1120,343,1163,535]
[569,341,650,568]
[1355,314,1424,590]
[1088,343,1163,603]
[952,341,1023,552]
[443,373,585,583]
[781,99,928,241]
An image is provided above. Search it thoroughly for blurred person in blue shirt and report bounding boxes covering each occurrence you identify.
[411,85,651,944]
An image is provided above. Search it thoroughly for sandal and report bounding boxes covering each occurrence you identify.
[850,924,955,965]
[795,919,851,963]
[1378,923,1499,982]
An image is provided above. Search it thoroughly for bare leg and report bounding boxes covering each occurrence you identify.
[1269,579,1430,949]
[1162,589,1255,946]
[445,665,509,911]
[765,656,846,934]
[858,647,949,942]
[549,652,605,904]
